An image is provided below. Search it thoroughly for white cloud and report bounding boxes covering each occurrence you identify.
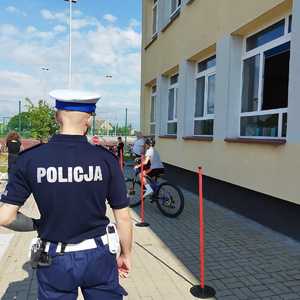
[72,18,97,30]
[0,24,19,36]
[103,14,118,23]
[26,26,37,34]
[73,10,82,17]
[54,25,66,33]
[41,9,97,30]
[5,6,27,16]
[6,6,17,13]
[129,19,140,28]
[25,26,54,40]
[40,9,66,23]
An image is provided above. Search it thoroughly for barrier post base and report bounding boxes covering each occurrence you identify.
[135,222,150,227]
[190,285,216,299]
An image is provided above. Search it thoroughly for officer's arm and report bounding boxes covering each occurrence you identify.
[113,207,133,257]
[0,202,36,232]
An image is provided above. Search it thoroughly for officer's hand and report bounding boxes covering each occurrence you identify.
[117,254,131,278]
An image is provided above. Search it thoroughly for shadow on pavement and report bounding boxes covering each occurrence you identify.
[1,262,37,300]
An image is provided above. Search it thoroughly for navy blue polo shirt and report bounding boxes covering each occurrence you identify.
[0,134,129,243]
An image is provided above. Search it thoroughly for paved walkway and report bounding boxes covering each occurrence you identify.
[1,170,300,299]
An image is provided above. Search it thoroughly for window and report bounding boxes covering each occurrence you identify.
[246,20,285,51]
[194,56,216,136]
[170,0,181,16]
[167,74,178,135]
[152,0,158,36]
[150,85,157,135]
[240,18,291,138]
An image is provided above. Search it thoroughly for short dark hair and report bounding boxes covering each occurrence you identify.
[145,138,155,147]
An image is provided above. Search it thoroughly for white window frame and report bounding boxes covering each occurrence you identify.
[193,57,216,136]
[167,74,178,135]
[150,86,157,135]
[240,15,291,139]
[152,0,158,37]
[170,0,181,17]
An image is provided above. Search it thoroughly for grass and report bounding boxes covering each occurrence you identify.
[0,166,7,173]
[0,153,8,163]
[0,153,8,173]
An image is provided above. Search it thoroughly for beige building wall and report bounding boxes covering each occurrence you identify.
[141,0,299,204]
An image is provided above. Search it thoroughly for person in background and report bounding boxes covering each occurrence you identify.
[6,131,22,179]
[135,138,164,197]
[117,137,124,159]
[132,131,144,158]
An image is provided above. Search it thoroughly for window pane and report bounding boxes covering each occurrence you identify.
[195,77,205,117]
[171,0,177,13]
[170,74,178,85]
[242,55,260,112]
[150,124,156,135]
[194,119,214,135]
[207,74,215,114]
[151,95,156,123]
[288,15,292,33]
[198,55,216,73]
[240,114,279,137]
[167,122,177,135]
[262,42,290,110]
[152,5,157,34]
[282,113,287,137]
[168,89,175,120]
[152,85,157,94]
[246,20,285,51]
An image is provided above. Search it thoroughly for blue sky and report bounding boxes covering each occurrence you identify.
[0,0,141,128]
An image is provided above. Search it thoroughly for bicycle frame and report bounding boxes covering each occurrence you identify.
[131,170,160,198]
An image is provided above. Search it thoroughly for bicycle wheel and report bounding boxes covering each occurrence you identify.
[125,179,142,207]
[156,182,184,218]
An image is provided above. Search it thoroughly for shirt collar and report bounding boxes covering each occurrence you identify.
[50,134,88,143]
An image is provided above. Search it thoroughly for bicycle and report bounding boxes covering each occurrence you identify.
[125,161,185,218]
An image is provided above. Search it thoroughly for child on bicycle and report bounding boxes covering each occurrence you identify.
[134,138,164,197]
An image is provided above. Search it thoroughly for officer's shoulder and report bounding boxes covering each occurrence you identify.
[19,143,45,156]
[94,144,118,160]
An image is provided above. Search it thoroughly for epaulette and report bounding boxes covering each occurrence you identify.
[19,143,45,156]
[95,144,118,159]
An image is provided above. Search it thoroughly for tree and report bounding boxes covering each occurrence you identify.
[7,112,31,132]
[25,98,58,141]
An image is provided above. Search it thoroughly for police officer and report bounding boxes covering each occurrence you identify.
[0,89,133,300]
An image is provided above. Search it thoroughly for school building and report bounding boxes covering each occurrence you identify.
[140,0,300,236]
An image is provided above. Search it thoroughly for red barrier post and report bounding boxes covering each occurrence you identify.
[190,167,216,299]
[198,167,205,289]
[136,155,149,227]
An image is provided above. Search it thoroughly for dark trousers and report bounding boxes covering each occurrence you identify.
[37,240,127,300]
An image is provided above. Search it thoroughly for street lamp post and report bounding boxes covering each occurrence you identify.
[18,100,21,133]
[64,0,77,88]
[41,67,50,100]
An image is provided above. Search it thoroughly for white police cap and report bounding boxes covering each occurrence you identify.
[49,89,101,113]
